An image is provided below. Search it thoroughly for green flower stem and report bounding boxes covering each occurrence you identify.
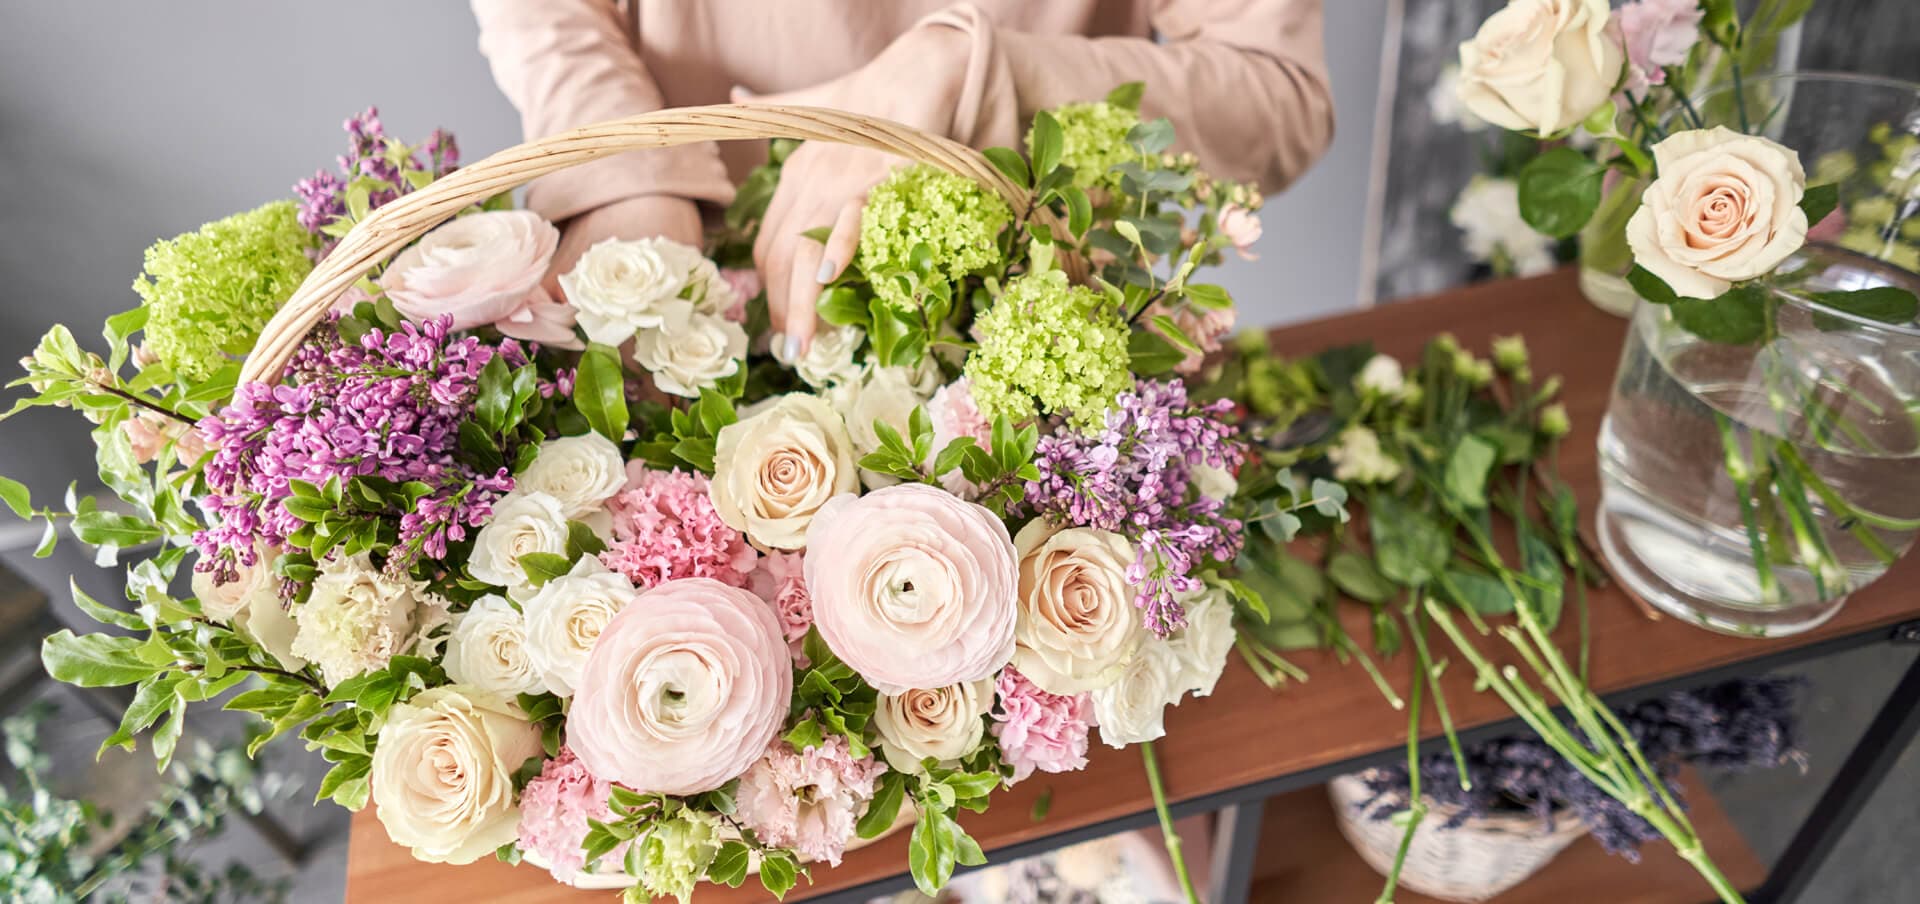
[1715,413,1781,604]
[1140,742,1200,904]
[1235,637,1283,689]
[1767,452,1845,598]
[1775,440,1920,535]
[1405,603,1471,790]
[1376,658,1428,904]
[1334,622,1405,710]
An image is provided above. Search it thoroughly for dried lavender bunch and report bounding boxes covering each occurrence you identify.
[1356,676,1803,859]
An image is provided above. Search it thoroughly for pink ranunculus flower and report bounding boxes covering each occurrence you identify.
[494,284,582,349]
[516,748,628,886]
[567,578,792,795]
[718,268,761,324]
[1617,0,1703,97]
[925,378,992,498]
[378,209,559,332]
[803,483,1018,695]
[1216,203,1262,260]
[735,736,885,867]
[748,549,813,664]
[991,666,1092,783]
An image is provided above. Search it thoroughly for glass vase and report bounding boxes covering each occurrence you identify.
[1597,73,1920,637]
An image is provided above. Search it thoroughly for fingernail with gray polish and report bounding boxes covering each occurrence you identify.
[817,259,837,283]
[782,334,802,362]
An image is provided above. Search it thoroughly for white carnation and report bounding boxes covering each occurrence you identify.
[1091,640,1181,748]
[467,491,572,601]
[291,551,447,687]
[1450,176,1557,278]
[445,595,547,698]
[521,556,639,697]
[630,310,747,398]
[515,433,626,520]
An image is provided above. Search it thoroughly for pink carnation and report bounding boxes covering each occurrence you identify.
[1618,0,1703,97]
[598,468,758,588]
[926,378,992,498]
[735,736,885,867]
[991,666,1092,783]
[516,748,628,885]
[749,549,813,663]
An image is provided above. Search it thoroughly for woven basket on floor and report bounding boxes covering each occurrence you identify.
[1328,773,1589,903]
[240,103,1073,385]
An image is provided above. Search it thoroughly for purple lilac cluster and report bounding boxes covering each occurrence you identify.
[194,315,522,581]
[1357,677,1803,859]
[1026,379,1246,636]
[293,107,458,251]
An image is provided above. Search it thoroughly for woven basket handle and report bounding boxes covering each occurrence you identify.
[241,103,1057,384]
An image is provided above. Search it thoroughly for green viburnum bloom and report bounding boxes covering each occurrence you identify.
[858,164,1012,309]
[1033,101,1141,192]
[132,200,315,381]
[965,268,1131,428]
[636,812,721,903]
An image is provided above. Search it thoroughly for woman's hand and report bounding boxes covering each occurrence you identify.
[543,194,704,297]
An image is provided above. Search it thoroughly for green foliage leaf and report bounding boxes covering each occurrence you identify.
[858,771,910,839]
[1327,552,1395,604]
[982,146,1032,190]
[1105,81,1146,110]
[42,631,159,687]
[574,343,630,444]
[1029,111,1064,179]
[1627,264,1683,305]
[1443,435,1499,510]
[1519,526,1566,630]
[1126,118,1175,156]
[1128,328,1185,376]
[707,841,752,888]
[1370,495,1449,587]
[0,475,30,518]
[1809,286,1920,328]
[758,851,799,899]
[1442,569,1515,615]
[1799,183,1838,227]
[1670,285,1770,346]
[816,286,871,328]
[518,552,573,588]
[1517,148,1606,239]
[1062,185,1092,239]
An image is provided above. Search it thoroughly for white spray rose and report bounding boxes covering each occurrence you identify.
[520,556,639,697]
[558,237,708,346]
[513,433,626,520]
[290,551,447,687]
[872,678,995,774]
[445,595,547,698]
[711,393,860,550]
[467,491,572,601]
[1091,640,1181,748]
[1165,586,1236,698]
[773,324,866,389]
[372,685,541,865]
[1451,176,1559,277]
[1626,126,1809,299]
[1456,0,1625,135]
[630,310,748,398]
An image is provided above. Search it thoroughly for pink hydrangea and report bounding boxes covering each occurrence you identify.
[516,748,628,885]
[749,549,813,663]
[991,666,1092,783]
[735,736,886,866]
[597,468,757,588]
[926,378,992,498]
[1618,0,1703,97]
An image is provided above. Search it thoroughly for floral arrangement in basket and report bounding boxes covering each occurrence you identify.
[4,89,1287,901]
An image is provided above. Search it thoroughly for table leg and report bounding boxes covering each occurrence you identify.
[1748,648,1920,904]
[1209,800,1265,904]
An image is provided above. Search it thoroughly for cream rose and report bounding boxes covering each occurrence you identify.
[569,578,792,794]
[372,685,542,865]
[467,491,572,601]
[515,433,626,520]
[873,678,994,774]
[773,324,866,389]
[558,237,706,346]
[804,483,1019,694]
[1165,586,1235,699]
[291,551,445,687]
[1626,126,1809,299]
[192,549,277,623]
[1010,521,1147,695]
[379,210,559,331]
[445,595,547,698]
[711,394,859,550]
[1456,0,1624,135]
[520,556,638,697]
[630,311,748,398]
[1091,640,1181,748]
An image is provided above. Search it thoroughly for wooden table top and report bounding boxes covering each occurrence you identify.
[345,269,1920,902]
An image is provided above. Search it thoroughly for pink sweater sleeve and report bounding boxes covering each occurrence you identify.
[470,0,735,222]
[940,0,1335,193]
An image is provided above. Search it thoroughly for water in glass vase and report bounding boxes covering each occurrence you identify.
[1598,266,1920,636]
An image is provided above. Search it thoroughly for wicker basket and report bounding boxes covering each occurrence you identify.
[1327,773,1588,903]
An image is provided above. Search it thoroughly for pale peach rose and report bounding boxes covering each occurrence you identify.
[803,483,1018,695]
[379,210,559,331]
[1456,0,1625,135]
[873,678,995,774]
[1010,521,1147,695]
[1626,126,1808,299]
[372,685,542,864]
[568,578,792,795]
[711,394,859,550]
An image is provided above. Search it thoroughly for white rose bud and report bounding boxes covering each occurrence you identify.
[445,595,547,698]
[1011,521,1147,695]
[513,433,626,520]
[630,310,747,398]
[1165,586,1236,699]
[872,679,994,774]
[521,556,638,697]
[372,685,541,865]
[1092,640,1181,748]
[1626,126,1809,299]
[558,237,706,346]
[1456,0,1624,135]
[467,491,572,601]
[711,394,859,550]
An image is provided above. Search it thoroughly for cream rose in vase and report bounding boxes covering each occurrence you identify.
[1455,0,1625,135]
[1010,521,1147,695]
[1626,126,1809,300]
[372,685,542,865]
